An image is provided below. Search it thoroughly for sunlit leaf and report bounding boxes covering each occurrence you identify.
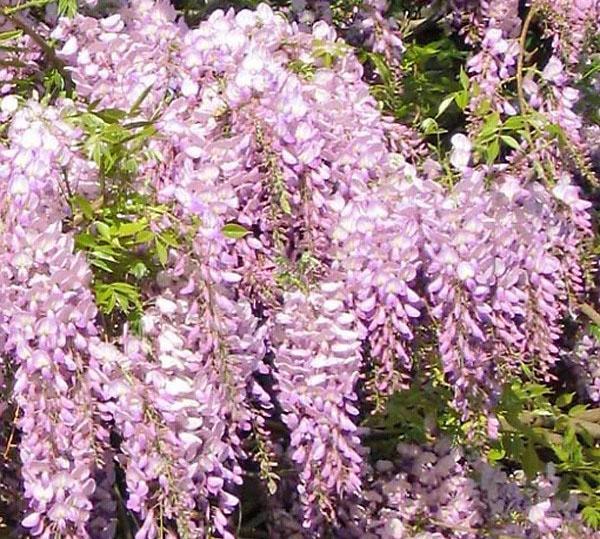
[222,223,251,239]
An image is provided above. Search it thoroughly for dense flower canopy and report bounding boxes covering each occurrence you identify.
[0,0,598,538]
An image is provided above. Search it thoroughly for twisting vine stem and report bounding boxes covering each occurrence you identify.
[516,3,538,120]
[581,303,600,327]
[4,11,74,93]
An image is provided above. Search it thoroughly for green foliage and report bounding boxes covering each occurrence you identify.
[366,37,466,124]
[364,371,600,529]
[288,58,316,80]
[1,0,54,15]
[0,21,72,101]
[0,30,37,98]
[0,29,23,41]
[472,111,530,167]
[312,38,349,69]
[576,31,600,127]
[493,381,600,529]
[363,365,462,458]
[435,67,470,118]
[42,67,66,97]
[57,0,78,17]
[71,191,182,329]
[66,102,186,331]
[74,102,157,193]
[274,251,320,292]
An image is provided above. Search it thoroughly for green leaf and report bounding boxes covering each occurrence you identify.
[86,98,102,112]
[95,284,117,313]
[155,239,168,266]
[222,223,251,239]
[110,282,138,293]
[129,262,149,279]
[134,230,155,244]
[129,84,155,116]
[420,117,445,135]
[71,195,94,220]
[582,506,600,530]
[89,259,114,273]
[523,383,552,398]
[58,0,77,17]
[0,30,23,42]
[95,222,111,241]
[459,67,469,90]
[546,122,567,142]
[158,231,179,248]
[522,441,543,478]
[90,249,119,263]
[551,440,569,462]
[454,90,469,110]
[75,233,97,249]
[569,404,589,418]
[280,195,292,216]
[91,244,120,258]
[117,220,148,237]
[95,282,143,314]
[488,447,506,462]
[288,59,315,79]
[100,124,129,144]
[576,476,596,495]
[500,135,520,150]
[486,138,500,164]
[90,143,105,168]
[556,393,575,408]
[436,95,455,118]
[93,108,127,124]
[503,115,526,131]
[479,112,501,140]
[367,52,393,86]
[106,293,117,313]
[115,292,130,311]
[533,160,545,180]
[475,98,491,116]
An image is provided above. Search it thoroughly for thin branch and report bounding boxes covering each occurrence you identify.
[516,4,538,130]
[5,11,74,93]
[2,0,54,15]
[0,59,28,68]
[3,406,19,459]
[581,303,600,327]
[403,2,450,39]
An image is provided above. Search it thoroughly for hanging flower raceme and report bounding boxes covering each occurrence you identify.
[272,287,364,529]
[0,100,112,538]
[330,180,432,399]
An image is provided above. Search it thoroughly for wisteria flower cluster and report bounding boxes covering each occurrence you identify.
[0,0,598,538]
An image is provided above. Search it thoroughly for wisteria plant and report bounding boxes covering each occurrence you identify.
[0,0,599,538]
